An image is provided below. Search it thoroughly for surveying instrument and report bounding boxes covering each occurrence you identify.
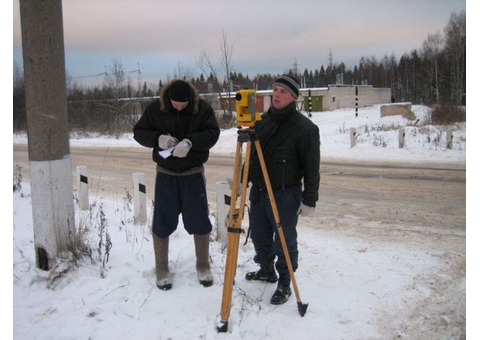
[217,89,308,333]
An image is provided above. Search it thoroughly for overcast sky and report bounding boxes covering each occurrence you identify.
[12,0,466,88]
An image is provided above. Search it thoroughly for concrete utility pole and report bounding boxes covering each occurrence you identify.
[20,0,76,270]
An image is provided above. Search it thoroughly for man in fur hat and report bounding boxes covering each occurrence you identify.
[133,79,220,290]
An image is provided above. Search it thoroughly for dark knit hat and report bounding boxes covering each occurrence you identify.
[273,74,300,98]
[169,80,192,102]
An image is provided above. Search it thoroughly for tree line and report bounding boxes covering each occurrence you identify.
[13,11,465,133]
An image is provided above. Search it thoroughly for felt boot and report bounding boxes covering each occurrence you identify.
[153,233,172,290]
[194,233,214,287]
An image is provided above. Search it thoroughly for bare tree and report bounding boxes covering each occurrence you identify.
[104,58,126,99]
[220,30,234,88]
[422,32,444,103]
[97,58,135,135]
[198,51,222,99]
[166,61,196,83]
[220,30,235,115]
[381,53,397,95]
[198,30,235,116]
[444,11,466,104]
[292,57,299,78]
[198,52,220,82]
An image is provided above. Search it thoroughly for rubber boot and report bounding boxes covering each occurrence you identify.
[152,233,172,290]
[245,262,278,283]
[270,273,291,305]
[194,233,214,287]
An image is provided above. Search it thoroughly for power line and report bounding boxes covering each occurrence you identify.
[71,72,107,79]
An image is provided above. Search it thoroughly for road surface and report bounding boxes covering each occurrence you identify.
[13,144,465,248]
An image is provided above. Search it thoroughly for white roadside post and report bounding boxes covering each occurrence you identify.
[133,173,147,225]
[447,130,453,149]
[77,166,89,210]
[215,181,229,246]
[399,128,406,149]
[350,127,357,148]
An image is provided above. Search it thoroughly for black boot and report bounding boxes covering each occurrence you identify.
[245,262,278,283]
[270,273,291,305]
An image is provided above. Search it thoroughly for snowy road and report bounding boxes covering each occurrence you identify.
[13,143,465,249]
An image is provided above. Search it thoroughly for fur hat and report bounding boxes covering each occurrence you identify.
[273,74,300,98]
[168,80,192,102]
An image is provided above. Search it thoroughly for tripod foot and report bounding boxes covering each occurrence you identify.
[298,302,309,317]
[217,320,228,332]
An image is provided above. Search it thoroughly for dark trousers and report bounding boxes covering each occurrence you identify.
[152,172,212,238]
[249,184,302,275]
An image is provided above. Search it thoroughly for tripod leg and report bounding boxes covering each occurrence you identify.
[218,140,253,332]
[253,140,308,316]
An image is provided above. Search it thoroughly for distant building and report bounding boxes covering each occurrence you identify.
[297,85,392,112]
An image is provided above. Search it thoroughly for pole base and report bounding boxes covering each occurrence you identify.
[298,302,309,317]
[217,320,228,332]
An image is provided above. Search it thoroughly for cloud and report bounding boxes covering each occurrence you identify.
[13,0,465,82]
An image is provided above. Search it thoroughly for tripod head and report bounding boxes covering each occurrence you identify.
[235,89,262,128]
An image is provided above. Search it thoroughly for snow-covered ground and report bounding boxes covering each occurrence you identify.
[14,103,465,164]
[12,104,468,339]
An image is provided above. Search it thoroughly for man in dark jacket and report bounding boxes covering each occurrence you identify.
[133,79,220,290]
[245,74,320,305]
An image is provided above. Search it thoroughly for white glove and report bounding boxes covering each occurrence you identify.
[172,139,192,158]
[158,134,178,149]
[297,202,315,217]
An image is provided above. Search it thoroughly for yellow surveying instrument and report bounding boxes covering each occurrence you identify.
[234,89,262,127]
[217,89,308,333]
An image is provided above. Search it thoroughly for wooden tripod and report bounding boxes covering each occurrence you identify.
[217,127,308,333]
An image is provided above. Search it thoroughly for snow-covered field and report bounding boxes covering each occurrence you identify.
[12,104,468,339]
[20,103,464,165]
